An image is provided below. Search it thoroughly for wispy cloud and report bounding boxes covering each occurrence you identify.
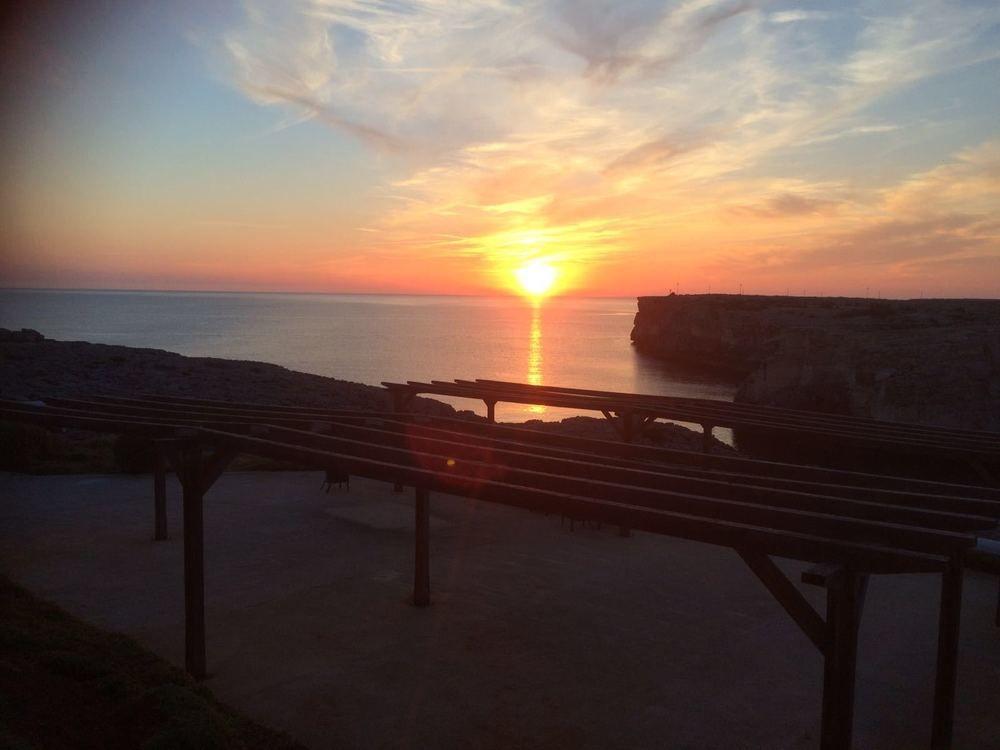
[209,0,1000,293]
[729,193,841,219]
[769,11,833,25]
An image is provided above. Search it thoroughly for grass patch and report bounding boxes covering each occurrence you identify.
[0,577,306,750]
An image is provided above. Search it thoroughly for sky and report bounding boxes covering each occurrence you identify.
[1,0,998,298]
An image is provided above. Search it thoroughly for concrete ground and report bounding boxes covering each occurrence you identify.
[1,471,997,750]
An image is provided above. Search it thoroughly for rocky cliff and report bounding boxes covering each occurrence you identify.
[631,295,1000,432]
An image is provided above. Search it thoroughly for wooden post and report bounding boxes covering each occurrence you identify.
[820,568,860,750]
[392,389,408,492]
[702,424,714,453]
[621,411,634,443]
[153,446,168,541]
[485,400,496,424]
[181,447,207,680]
[617,412,635,537]
[931,560,964,749]
[413,486,430,607]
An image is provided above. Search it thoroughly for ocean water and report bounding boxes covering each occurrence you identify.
[0,289,736,424]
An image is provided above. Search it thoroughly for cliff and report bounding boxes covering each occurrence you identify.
[631,295,1000,432]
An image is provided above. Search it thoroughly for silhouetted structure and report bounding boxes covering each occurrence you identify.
[2,387,998,750]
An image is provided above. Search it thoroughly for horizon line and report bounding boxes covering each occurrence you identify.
[2,286,999,302]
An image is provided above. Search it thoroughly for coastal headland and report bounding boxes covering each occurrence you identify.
[0,328,729,473]
[631,294,1000,433]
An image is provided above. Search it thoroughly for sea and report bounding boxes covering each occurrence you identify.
[0,289,736,427]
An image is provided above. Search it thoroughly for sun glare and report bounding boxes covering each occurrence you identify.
[515,260,558,298]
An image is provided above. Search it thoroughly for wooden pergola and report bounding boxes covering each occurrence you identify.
[2,387,999,750]
[383,379,1000,469]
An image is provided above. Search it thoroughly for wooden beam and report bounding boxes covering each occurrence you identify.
[39,406,1000,530]
[620,410,635,444]
[931,560,964,749]
[702,423,714,454]
[168,439,238,681]
[463,379,1000,453]
[398,380,999,458]
[599,409,624,439]
[820,567,862,750]
[738,551,826,652]
[197,443,239,494]
[180,445,207,680]
[256,424,979,556]
[153,445,167,541]
[414,486,430,607]
[18,399,1000,502]
[197,427,950,574]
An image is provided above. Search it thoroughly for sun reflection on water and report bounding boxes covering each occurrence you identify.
[526,302,546,415]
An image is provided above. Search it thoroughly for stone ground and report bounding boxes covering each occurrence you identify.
[1,471,998,749]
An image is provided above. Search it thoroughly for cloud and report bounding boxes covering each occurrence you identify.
[729,193,841,218]
[720,139,1000,279]
[769,11,833,24]
[797,214,989,268]
[543,0,753,83]
[206,1,1000,293]
[601,133,706,176]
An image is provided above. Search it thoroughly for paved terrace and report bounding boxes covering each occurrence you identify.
[2,471,998,749]
[2,389,998,749]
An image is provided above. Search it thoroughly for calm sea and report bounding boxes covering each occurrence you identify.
[0,290,736,425]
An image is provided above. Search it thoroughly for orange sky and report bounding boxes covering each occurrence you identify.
[1,1,999,298]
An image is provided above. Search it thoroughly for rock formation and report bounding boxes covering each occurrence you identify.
[631,295,1000,432]
[0,333,732,473]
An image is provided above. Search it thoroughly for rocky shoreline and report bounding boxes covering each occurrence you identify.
[0,329,730,472]
[631,294,1000,432]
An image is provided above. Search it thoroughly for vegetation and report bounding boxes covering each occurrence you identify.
[0,578,305,750]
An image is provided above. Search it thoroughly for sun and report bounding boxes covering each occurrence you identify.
[515,260,558,298]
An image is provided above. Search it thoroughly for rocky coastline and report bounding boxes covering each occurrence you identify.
[631,294,1000,432]
[0,329,729,473]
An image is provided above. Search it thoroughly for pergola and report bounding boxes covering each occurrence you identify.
[384,379,1000,466]
[2,386,998,750]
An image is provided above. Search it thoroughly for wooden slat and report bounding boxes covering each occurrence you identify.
[70,394,1000,500]
[196,426,948,575]
[263,421,995,532]
[33,397,1000,521]
[14,397,1000,518]
[391,380,999,458]
[396,413,1000,500]
[253,424,976,556]
[470,379,1000,447]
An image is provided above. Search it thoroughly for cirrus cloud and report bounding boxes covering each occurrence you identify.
[209,0,1000,295]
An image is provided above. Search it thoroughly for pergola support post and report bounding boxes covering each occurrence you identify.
[931,560,964,749]
[620,410,635,443]
[181,446,207,680]
[819,568,861,750]
[702,424,715,453]
[391,388,414,492]
[413,486,430,607]
[153,445,168,541]
[163,438,238,681]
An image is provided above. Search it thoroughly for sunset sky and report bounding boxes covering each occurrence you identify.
[1,1,998,297]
